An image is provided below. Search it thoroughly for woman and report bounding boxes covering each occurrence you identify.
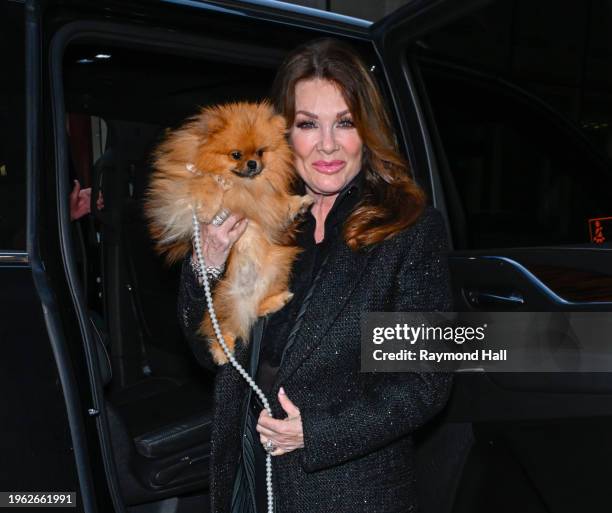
[177,38,453,513]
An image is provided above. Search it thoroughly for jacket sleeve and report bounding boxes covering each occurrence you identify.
[299,207,453,473]
[176,253,218,374]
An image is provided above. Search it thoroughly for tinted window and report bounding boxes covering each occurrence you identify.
[416,0,612,249]
[0,2,26,250]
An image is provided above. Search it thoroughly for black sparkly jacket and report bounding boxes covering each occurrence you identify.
[177,205,453,513]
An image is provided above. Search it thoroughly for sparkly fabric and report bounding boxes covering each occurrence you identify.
[256,171,362,396]
[177,204,454,513]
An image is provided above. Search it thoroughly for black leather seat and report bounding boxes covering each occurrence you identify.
[89,309,214,504]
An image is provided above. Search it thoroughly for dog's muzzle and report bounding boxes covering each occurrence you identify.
[232,160,262,178]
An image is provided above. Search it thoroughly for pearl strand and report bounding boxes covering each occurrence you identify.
[192,209,275,513]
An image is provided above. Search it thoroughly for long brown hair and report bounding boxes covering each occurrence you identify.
[270,37,426,251]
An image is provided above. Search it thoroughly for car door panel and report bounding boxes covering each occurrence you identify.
[372,1,612,512]
[34,0,382,511]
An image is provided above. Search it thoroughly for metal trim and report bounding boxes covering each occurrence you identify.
[0,251,29,264]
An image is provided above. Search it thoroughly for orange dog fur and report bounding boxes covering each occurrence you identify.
[145,101,313,365]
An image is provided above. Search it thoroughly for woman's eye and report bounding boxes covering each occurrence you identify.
[338,117,355,128]
[230,151,242,160]
[296,120,316,129]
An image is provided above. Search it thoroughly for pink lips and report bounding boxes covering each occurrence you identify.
[312,160,346,173]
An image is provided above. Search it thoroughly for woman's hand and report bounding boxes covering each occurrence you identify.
[69,180,91,221]
[70,180,105,221]
[191,210,249,268]
[257,387,304,456]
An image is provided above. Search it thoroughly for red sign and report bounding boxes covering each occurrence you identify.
[589,217,612,244]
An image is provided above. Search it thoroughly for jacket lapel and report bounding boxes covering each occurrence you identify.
[272,237,375,390]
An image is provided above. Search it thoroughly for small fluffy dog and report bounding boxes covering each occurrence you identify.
[145,101,312,365]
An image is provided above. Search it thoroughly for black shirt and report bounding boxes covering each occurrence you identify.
[254,170,365,395]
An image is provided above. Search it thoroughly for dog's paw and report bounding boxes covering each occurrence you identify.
[298,194,315,214]
[257,291,294,317]
[215,175,233,191]
[210,344,229,365]
[287,194,314,221]
[208,331,236,365]
[188,175,225,223]
[195,201,219,224]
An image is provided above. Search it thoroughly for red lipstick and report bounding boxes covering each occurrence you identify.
[312,160,346,173]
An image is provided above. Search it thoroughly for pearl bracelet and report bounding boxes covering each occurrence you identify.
[190,253,225,285]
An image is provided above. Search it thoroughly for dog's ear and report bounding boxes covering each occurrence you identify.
[271,113,287,131]
[257,99,285,133]
[192,107,227,142]
[269,113,290,143]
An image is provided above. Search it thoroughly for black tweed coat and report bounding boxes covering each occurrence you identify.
[177,205,453,513]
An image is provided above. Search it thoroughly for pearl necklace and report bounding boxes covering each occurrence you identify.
[191,208,275,513]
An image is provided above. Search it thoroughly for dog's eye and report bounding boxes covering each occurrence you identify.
[256,149,264,157]
[230,151,242,160]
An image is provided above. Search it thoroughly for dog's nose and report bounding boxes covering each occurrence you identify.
[247,160,258,171]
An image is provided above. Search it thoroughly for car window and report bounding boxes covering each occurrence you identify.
[414,0,612,250]
[0,2,26,250]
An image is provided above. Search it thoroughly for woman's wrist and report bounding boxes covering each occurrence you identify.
[191,238,228,268]
[190,252,225,286]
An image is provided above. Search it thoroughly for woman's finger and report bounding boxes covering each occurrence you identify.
[217,213,243,234]
[207,211,240,231]
[192,211,247,269]
[203,214,240,240]
[257,415,296,434]
[227,218,248,242]
[227,215,246,231]
[259,436,292,456]
[70,180,80,198]
[278,388,300,418]
[256,420,301,446]
[256,424,278,439]
[257,411,297,443]
[207,214,247,245]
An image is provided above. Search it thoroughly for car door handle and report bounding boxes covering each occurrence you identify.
[464,289,525,308]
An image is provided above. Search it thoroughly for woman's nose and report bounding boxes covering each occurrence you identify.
[317,126,337,153]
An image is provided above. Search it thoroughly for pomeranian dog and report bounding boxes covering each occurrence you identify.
[145,101,313,365]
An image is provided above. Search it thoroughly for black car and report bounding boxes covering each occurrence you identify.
[1,0,611,512]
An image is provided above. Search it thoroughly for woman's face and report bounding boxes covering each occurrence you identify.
[289,78,363,197]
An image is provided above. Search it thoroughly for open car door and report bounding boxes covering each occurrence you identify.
[371,1,612,512]
[26,1,375,512]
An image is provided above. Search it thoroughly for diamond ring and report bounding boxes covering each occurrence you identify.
[264,439,277,454]
[211,208,230,226]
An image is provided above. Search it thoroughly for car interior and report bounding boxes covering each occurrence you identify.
[63,41,282,508]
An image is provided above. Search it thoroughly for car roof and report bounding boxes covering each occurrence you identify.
[175,0,372,29]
